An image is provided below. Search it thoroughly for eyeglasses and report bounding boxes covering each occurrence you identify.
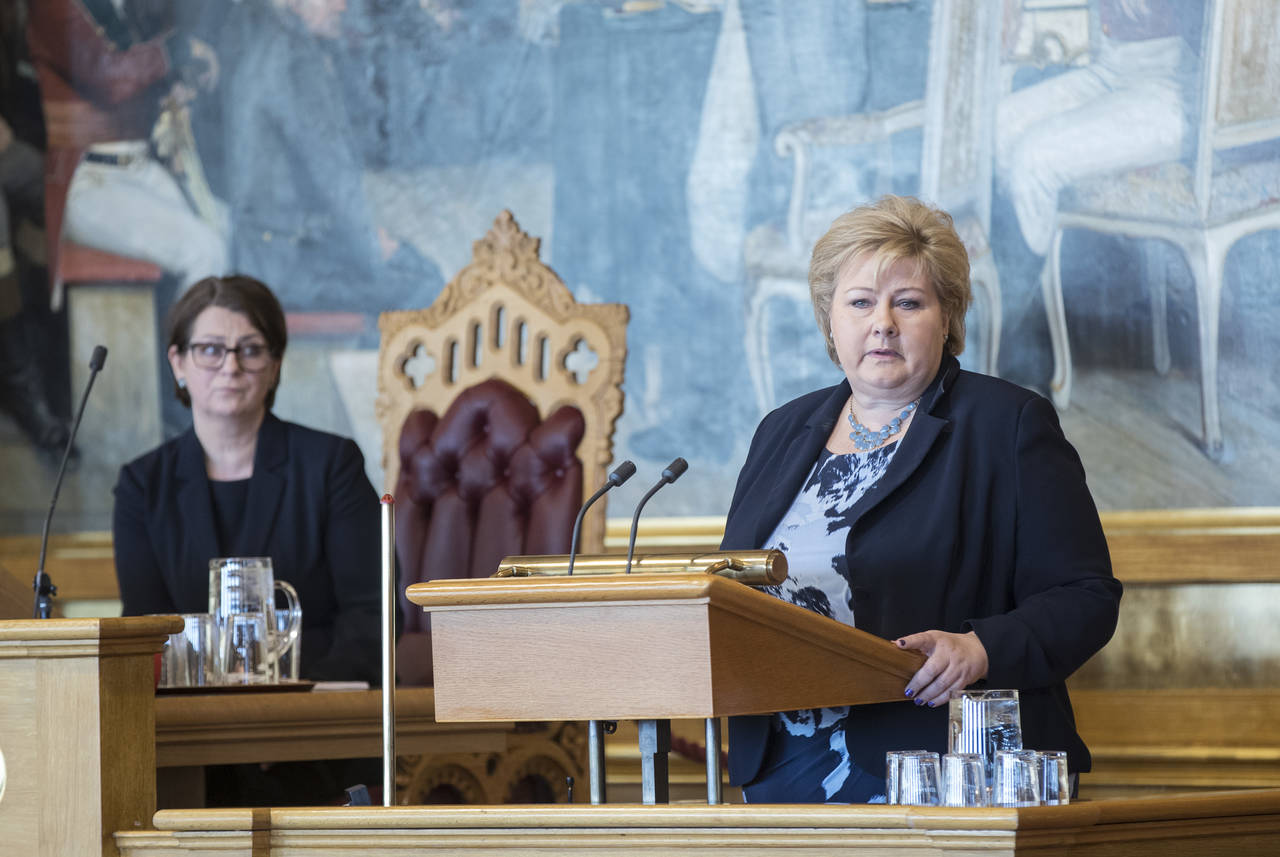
[186,341,274,372]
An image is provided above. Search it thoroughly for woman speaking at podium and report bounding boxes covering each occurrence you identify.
[720,195,1121,803]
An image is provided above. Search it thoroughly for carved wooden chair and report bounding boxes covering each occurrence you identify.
[376,211,627,803]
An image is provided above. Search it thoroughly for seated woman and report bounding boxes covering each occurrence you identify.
[722,195,1122,803]
[113,274,384,685]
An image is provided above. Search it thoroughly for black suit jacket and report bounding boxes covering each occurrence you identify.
[113,413,386,684]
[721,356,1121,787]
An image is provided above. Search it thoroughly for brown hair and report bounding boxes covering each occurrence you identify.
[166,275,288,409]
[809,195,971,363]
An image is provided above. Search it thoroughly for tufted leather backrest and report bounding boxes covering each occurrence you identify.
[393,378,585,685]
[378,211,628,556]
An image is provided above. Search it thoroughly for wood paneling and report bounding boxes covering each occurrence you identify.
[0,617,179,857]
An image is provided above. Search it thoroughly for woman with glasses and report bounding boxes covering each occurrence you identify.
[112,274,387,688]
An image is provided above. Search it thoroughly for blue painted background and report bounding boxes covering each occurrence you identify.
[166,0,1280,516]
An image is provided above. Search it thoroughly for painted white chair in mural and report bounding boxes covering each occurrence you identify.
[1043,0,1280,457]
[742,0,1002,416]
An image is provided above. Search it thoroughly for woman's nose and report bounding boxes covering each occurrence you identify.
[872,303,898,336]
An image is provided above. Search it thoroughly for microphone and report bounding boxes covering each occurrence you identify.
[624,458,688,574]
[33,345,108,619]
[566,460,636,576]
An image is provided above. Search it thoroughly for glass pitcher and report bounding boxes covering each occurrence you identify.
[208,557,301,683]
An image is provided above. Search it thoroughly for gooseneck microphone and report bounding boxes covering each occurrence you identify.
[33,345,108,619]
[566,460,636,576]
[624,458,688,574]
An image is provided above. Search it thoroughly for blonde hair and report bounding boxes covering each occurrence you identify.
[809,195,971,364]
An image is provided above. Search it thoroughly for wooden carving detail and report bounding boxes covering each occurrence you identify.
[377,210,628,552]
[396,721,586,805]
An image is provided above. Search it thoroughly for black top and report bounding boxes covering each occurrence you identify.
[208,478,251,557]
[721,355,1122,787]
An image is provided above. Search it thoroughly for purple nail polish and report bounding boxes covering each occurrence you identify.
[904,688,914,698]
[927,701,936,708]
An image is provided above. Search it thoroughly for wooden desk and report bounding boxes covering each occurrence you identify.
[153,688,516,808]
[155,688,509,767]
[115,790,1280,855]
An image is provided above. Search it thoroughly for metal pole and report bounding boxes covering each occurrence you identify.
[638,719,671,805]
[588,719,607,804]
[705,717,723,804]
[380,495,397,806]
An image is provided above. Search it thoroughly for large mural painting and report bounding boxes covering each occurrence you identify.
[1,0,1278,535]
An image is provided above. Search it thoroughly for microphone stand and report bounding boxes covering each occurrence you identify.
[567,460,635,576]
[624,458,688,575]
[566,460,635,805]
[622,458,688,805]
[34,346,107,619]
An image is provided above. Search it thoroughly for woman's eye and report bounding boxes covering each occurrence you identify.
[850,298,871,308]
[241,344,266,359]
[197,344,223,358]
[897,299,920,309]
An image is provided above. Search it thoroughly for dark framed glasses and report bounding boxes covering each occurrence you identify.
[186,341,274,372]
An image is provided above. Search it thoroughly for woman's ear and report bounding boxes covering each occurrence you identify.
[166,344,184,384]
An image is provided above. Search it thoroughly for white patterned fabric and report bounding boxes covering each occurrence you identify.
[757,441,898,800]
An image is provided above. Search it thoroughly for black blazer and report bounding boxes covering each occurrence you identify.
[113,413,386,684]
[721,355,1121,788]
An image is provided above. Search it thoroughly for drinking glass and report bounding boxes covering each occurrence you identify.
[896,751,941,806]
[993,749,1041,807]
[218,612,272,684]
[160,613,217,687]
[209,557,300,682]
[273,596,303,682]
[1038,750,1070,806]
[942,752,988,807]
[886,750,937,804]
[948,689,1023,784]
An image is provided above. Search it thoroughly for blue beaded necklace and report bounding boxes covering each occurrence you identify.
[847,396,920,451]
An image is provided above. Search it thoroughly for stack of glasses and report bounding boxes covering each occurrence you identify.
[885,690,1070,807]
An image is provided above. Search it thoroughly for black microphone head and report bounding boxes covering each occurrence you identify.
[661,457,689,483]
[608,460,637,486]
[90,346,108,371]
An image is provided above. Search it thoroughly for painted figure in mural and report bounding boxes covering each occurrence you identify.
[112,275,385,685]
[719,196,1121,803]
[0,0,72,454]
[209,0,410,310]
[26,0,230,301]
[996,0,1203,259]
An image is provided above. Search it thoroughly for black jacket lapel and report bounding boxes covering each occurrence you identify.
[843,355,959,527]
[750,382,849,549]
[239,413,287,556]
[174,429,219,601]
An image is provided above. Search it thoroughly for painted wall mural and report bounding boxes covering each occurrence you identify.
[2,0,1279,536]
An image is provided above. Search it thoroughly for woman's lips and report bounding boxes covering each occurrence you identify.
[866,348,900,359]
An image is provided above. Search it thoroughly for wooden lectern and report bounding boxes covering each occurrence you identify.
[0,616,181,857]
[406,565,925,803]
[408,571,923,723]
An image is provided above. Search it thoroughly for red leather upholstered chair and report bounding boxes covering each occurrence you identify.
[378,211,629,689]
[393,377,586,686]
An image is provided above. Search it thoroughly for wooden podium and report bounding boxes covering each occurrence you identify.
[0,616,181,857]
[405,571,925,722]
